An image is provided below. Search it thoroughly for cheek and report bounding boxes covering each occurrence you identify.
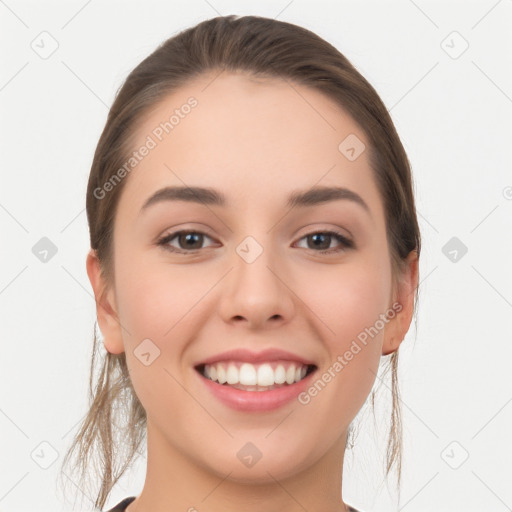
[300,254,392,402]
[114,258,216,403]
[114,255,212,344]
[304,258,391,338]
[114,259,205,419]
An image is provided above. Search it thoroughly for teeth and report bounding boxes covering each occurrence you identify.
[226,365,238,385]
[203,361,311,388]
[240,363,257,385]
[257,364,274,386]
[285,365,295,384]
[217,364,227,384]
[274,365,286,384]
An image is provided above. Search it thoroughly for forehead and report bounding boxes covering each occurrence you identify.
[118,71,383,221]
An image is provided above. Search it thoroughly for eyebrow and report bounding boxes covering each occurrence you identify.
[140,185,371,215]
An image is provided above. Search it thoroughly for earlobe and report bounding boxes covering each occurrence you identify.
[85,249,125,355]
[382,250,419,356]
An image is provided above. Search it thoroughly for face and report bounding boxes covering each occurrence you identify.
[88,71,417,484]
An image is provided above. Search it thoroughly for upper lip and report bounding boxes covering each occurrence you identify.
[195,348,317,367]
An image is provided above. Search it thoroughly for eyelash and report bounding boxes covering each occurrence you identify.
[156,229,354,255]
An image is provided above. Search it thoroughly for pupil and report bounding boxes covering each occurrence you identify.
[182,233,201,248]
[311,233,329,250]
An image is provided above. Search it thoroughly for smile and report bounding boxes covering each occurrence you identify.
[197,361,316,391]
[194,356,319,412]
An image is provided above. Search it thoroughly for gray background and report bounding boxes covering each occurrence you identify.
[1,0,511,511]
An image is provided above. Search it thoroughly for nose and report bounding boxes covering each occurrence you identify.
[217,241,295,330]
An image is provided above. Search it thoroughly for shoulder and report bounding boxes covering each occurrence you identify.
[104,496,136,512]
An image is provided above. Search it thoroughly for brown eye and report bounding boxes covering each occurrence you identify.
[296,231,354,254]
[157,231,215,253]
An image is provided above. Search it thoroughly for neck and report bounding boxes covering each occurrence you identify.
[127,419,350,512]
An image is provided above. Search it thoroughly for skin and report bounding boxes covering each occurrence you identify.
[87,71,418,512]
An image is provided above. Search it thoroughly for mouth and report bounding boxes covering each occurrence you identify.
[193,348,319,411]
[194,361,318,392]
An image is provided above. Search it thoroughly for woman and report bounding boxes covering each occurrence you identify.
[60,14,420,512]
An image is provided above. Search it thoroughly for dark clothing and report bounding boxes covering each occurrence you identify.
[105,496,362,511]
[105,497,135,511]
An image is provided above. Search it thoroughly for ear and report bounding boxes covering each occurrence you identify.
[86,248,125,354]
[382,250,419,356]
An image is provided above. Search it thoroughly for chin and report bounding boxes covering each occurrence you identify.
[209,460,303,485]
[194,441,313,485]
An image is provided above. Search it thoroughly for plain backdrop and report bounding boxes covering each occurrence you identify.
[1,1,511,511]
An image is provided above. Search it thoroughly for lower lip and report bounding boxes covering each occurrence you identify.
[197,370,316,412]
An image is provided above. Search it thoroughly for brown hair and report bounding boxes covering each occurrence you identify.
[58,14,421,511]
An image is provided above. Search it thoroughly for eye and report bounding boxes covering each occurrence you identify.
[156,229,354,255]
[157,230,217,253]
[295,230,354,254]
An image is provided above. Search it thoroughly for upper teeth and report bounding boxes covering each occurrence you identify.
[204,362,308,386]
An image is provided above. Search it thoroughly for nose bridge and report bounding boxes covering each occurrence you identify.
[218,231,294,327]
[235,234,278,289]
